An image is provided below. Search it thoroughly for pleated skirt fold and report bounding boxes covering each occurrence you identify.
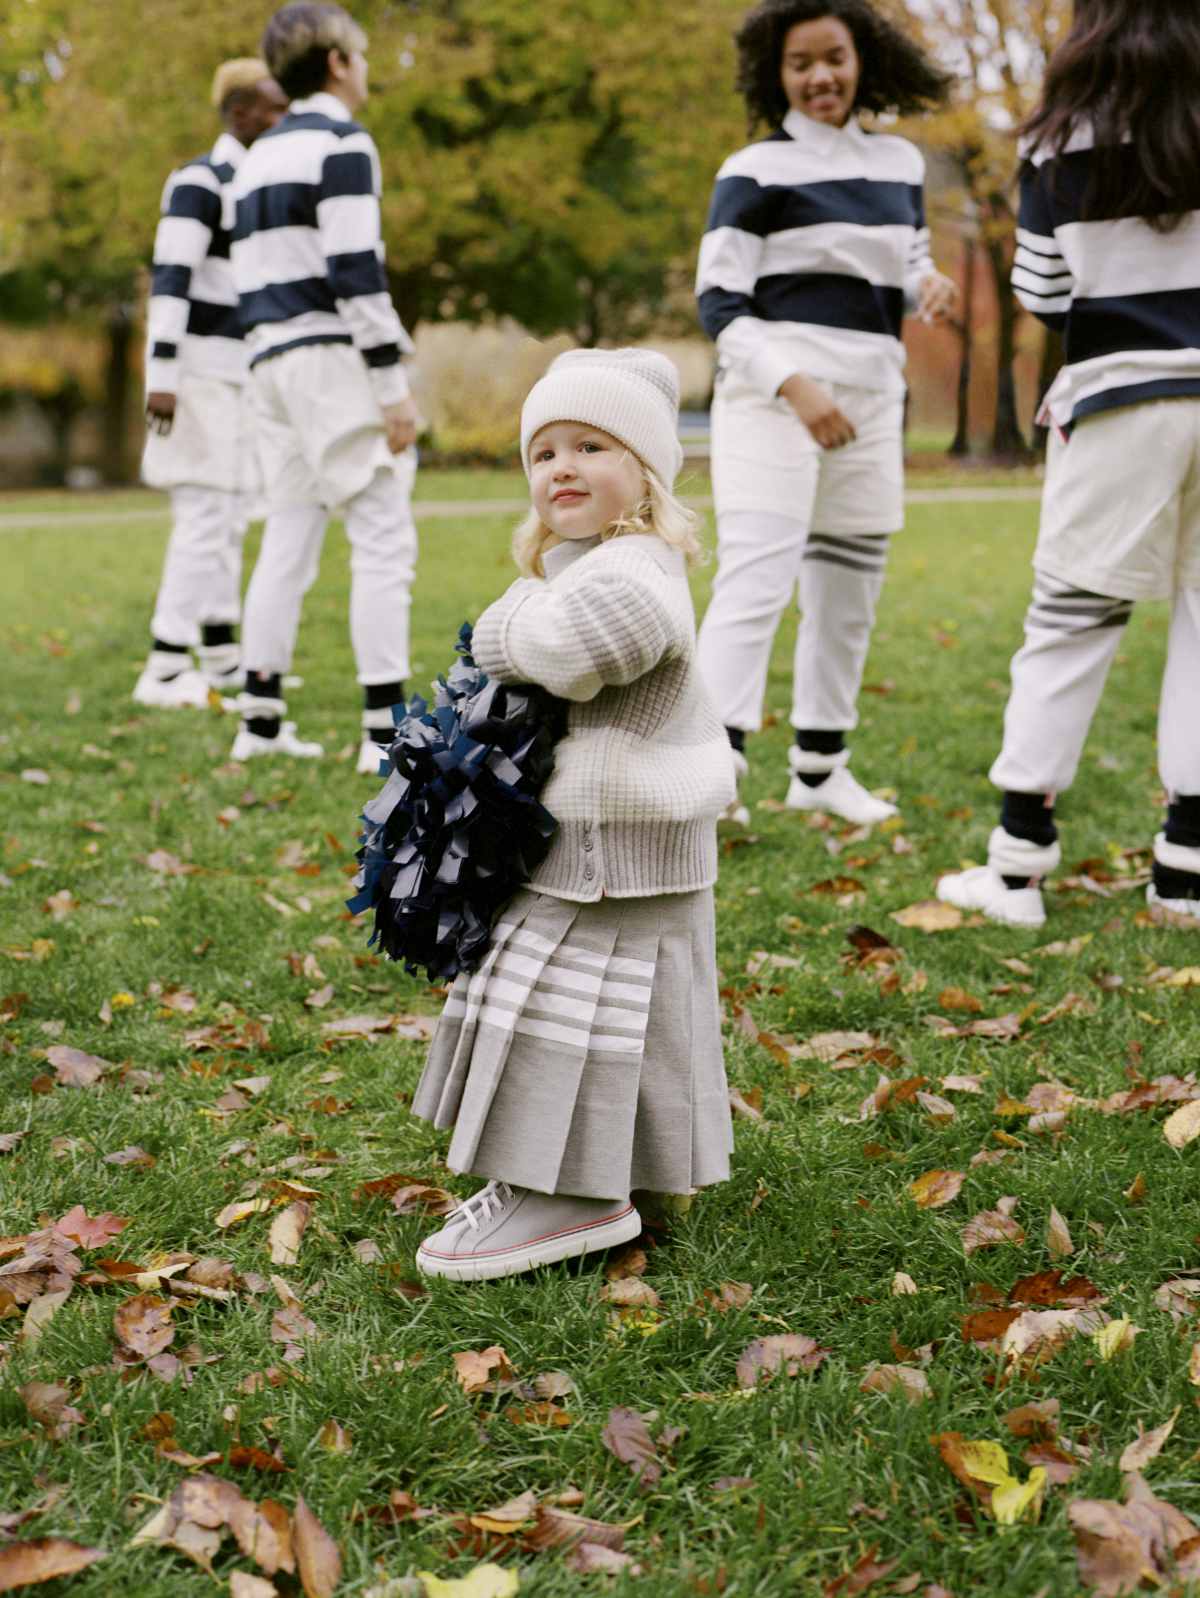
[412,888,732,1200]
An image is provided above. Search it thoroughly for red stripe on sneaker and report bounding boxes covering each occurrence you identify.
[420,1202,636,1262]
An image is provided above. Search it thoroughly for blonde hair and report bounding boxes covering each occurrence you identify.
[210,58,270,110]
[512,461,701,579]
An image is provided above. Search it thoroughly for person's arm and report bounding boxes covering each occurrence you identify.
[471,561,676,703]
[903,178,957,325]
[696,168,806,402]
[145,164,221,428]
[1012,157,1074,330]
[317,128,417,446]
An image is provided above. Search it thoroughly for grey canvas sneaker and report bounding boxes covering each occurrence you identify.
[416,1181,642,1282]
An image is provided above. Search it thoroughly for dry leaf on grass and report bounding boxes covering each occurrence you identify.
[268,1203,310,1267]
[453,1347,515,1396]
[790,1030,880,1063]
[1163,1100,1200,1149]
[45,1046,110,1088]
[103,1145,155,1168]
[858,1364,930,1403]
[892,900,963,933]
[1119,1408,1180,1473]
[114,1294,174,1360]
[231,1575,279,1598]
[55,1206,129,1250]
[564,1543,640,1575]
[215,1198,273,1230]
[1047,1206,1075,1259]
[418,1566,518,1598]
[892,1272,919,1296]
[736,1333,829,1389]
[961,1198,1024,1256]
[931,1433,1046,1524]
[909,1169,964,1210]
[21,1290,71,1345]
[293,1495,341,1598]
[0,1538,106,1589]
[600,1278,662,1309]
[1069,1473,1200,1596]
[18,1381,84,1440]
[601,1406,662,1490]
[1095,1318,1141,1361]
[822,1546,899,1597]
[1004,1400,1060,1439]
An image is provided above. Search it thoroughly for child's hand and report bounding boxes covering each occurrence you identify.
[382,397,420,453]
[916,270,959,325]
[146,391,176,436]
[778,373,856,450]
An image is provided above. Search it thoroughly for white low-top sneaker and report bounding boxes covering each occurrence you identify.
[229,720,324,761]
[132,666,213,710]
[936,864,1046,928]
[356,737,390,777]
[1146,885,1200,927]
[416,1180,642,1282]
[719,749,750,828]
[785,758,898,826]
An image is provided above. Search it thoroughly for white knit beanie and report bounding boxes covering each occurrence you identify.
[520,348,684,490]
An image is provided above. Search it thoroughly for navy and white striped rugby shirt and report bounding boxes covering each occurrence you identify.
[230,91,413,403]
[1013,125,1200,429]
[696,109,933,399]
[145,132,247,394]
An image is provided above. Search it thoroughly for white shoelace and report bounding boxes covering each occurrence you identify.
[453,1180,514,1232]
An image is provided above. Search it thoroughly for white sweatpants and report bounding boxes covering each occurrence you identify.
[150,486,248,647]
[240,457,417,686]
[990,575,1200,798]
[696,512,890,732]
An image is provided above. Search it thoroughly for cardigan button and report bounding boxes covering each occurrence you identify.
[583,835,594,852]
[583,863,595,881]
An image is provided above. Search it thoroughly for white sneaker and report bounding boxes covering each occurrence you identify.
[936,865,1046,929]
[229,720,323,761]
[132,665,213,710]
[1146,885,1200,926]
[416,1180,643,1282]
[785,755,898,826]
[1147,834,1200,925]
[720,750,750,828]
[356,737,390,776]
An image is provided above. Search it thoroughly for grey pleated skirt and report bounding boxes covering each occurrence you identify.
[411,887,732,1201]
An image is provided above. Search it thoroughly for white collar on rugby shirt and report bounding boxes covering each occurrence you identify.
[542,535,601,579]
[289,91,354,121]
[781,107,867,153]
[210,131,248,168]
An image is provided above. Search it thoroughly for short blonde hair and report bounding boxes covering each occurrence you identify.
[210,58,270,110]
[512,463,702,579]
[262,4,367,98]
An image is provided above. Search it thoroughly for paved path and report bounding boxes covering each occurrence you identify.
[0,483,1041,532]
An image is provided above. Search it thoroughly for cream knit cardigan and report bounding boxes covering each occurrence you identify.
[471,533,737,902]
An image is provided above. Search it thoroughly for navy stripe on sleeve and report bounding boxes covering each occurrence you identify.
[363,343,401,368]
[326,249,388,301]
[239,277,339,326]
[707,175,922,237]
[152,263,192,298]
[754,273,905,339]
[698,285,756,341]
[168,180,221,226]
[322,149,374,198]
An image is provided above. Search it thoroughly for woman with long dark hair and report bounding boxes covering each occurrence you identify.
[695,0,955,827]
[938,0,1200,930]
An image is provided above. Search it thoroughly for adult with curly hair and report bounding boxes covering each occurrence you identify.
[937,0,1200,929]
[696,0,956,827]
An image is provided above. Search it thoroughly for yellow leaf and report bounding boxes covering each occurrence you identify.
[1164,1100,1200,1149]
[1046,1205,1074,1259]
[1095,1318,1140,1361]
[1162,967,1200,987]
[110,992,136,1008]
[214,1197,273,1229]
[992,1466,1047,1525]
[1189,1343,1200,1386]
[957,1440,1012,1486]
[419,1564,520,1598]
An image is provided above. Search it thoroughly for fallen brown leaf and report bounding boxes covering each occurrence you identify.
[1119,1408,1180,1473]
[736,1333,830,1389]
[961,1198,1024,1256]
[600,1406,661,1490]
[0,1539,106,1589]
[858,1364,931,1403]
[45,1046,110,1088]
[892,900,963,933]
[293,1495,341,1598]
[113,1294,174,1359]
[55,1206,129,1250]
[453,1346,514,1396]
[268,1202,310,1267]
[909,1169,965,1210]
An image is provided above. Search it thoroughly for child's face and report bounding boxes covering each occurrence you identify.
[781,16,860,127]
[528,422,645,542]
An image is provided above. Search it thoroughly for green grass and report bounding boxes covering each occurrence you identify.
[1,479,1198,1597]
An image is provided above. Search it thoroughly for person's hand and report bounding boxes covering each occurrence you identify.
[382,397,420,454]
[146,391,176,436]
[916,270,959,325]
[778,373,856,450]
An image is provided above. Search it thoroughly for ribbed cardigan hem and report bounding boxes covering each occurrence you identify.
[526,818,718,903]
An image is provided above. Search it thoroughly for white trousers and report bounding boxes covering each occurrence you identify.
[240,456,417,686]
[150,486,248,646]
[990,575,1200,798]
[696,511,890,733]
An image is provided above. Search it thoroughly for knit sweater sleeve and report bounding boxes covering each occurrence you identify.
[472,559,677,703]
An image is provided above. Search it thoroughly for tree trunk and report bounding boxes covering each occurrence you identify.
[1032,324,1064,456]
[101,303,134,485]
[949,235,977,458]
[983,228,1031,460]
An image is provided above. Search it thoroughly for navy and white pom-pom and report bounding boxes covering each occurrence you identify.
[347,624,563,983]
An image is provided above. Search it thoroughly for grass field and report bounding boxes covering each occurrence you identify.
[2,476,1199,1598]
